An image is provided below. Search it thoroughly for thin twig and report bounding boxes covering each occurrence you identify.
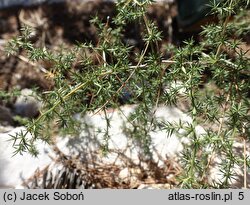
[93,41,150,115]
[201,88,231,181]
[17,55,49,74]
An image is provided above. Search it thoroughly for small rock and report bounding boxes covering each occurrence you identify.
[14,89,41,118]
[0,105,14,125]
[137,183,172,189]
[118,167,141,186]
[118,167,130,180]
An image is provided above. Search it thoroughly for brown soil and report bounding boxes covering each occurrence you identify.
[0,1,175,93]
[1,1,249,95]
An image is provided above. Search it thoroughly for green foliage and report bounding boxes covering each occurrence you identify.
[5,0,250,188]
[0,89,21,101]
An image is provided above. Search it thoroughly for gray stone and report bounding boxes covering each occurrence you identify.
[0,105,14,125]
[0,127,53,187]
[56,105,198,167]
[14,89,41,118]
[1,104,248,188]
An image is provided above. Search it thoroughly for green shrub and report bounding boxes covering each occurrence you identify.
[5,0,250,188]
